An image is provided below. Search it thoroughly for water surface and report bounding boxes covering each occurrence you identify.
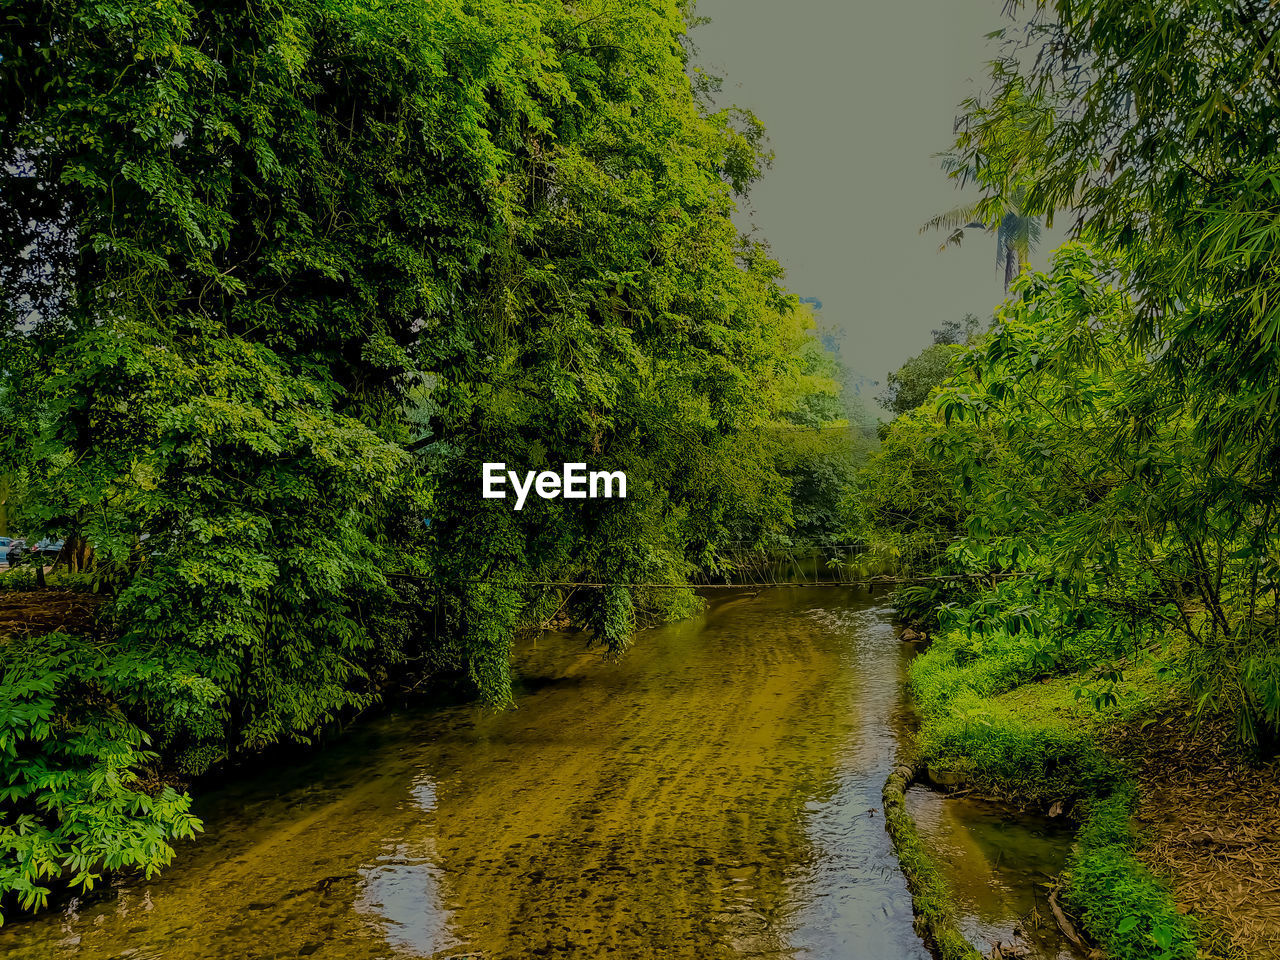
[906,790,1087,960]
[2,590,934,959]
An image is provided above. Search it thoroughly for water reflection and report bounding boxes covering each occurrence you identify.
[355,775,464,957]
[784,605,930,959]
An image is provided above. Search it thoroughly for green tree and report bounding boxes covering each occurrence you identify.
[924,196,1042,292]
[880,343,962,417]
[0,0,853,914]
[878,314,983,417]
[949,0,1280,508]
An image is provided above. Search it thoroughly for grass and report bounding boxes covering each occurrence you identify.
[903,624,1199,960]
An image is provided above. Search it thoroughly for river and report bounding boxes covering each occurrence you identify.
[0,589,1072,960]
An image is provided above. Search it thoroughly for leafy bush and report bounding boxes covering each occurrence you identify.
[906,585,1198,959]
[910,583,1133,716]
[916,693,1118,804]
[0,569,97,593]
[0,569,38,593]
[0,634,200,920]
[1067,789,1196,960]
[906,581,1193,958]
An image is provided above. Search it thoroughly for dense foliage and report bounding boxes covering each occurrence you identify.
[878,314,982,418]
[869,240,1280,743]
[0,0,855,916]
[871,0,1280,751]
[862,6,1280,953]
[0,633,201,914]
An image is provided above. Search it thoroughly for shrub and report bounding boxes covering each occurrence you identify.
[0,634,201,920]
[1066,789,1196,960]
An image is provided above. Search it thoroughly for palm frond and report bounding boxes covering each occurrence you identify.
[922,203,988,252]
[920,202,982,236]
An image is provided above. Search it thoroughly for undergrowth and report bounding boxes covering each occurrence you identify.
[0,633,201,917]
[906,622,1199,960]
[0,568,97,592]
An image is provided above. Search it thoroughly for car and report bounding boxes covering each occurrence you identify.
[34,539,65,558]
[5,538,26,565]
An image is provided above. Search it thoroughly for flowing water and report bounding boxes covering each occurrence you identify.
[0,589,1074,960]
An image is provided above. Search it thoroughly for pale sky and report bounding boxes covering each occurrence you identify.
[693,0,1062,398]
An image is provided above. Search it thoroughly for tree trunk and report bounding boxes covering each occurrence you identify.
[57,534,93,573]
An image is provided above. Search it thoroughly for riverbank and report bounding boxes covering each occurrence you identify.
[893,625,1280,960]
[882,757,983,960]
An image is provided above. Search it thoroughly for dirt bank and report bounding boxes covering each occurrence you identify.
[0,588,106,638]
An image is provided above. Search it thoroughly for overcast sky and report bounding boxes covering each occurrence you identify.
[693,0,1063,397]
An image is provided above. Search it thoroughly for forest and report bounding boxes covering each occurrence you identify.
[2,2,1280,959]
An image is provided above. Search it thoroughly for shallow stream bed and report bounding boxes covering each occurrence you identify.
[906,790,1088,960]
[1,589,1077,960]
